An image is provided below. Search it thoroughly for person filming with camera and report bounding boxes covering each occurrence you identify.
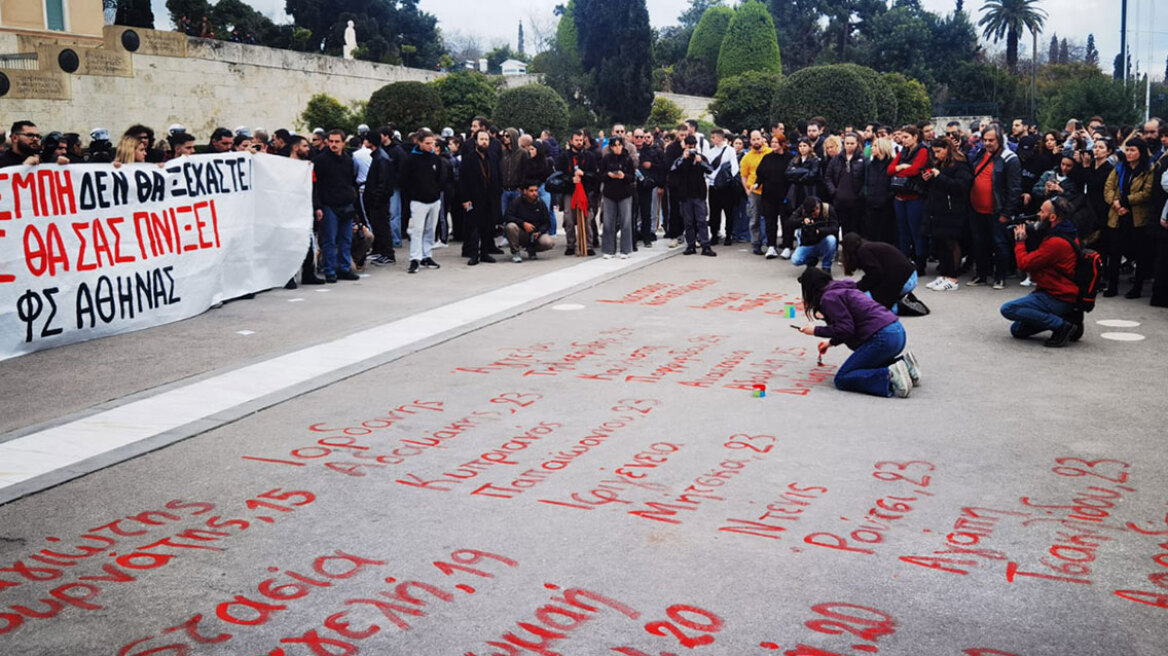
[998,196,1082,347]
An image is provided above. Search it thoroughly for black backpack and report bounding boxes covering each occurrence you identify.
[1058,235,1103,313]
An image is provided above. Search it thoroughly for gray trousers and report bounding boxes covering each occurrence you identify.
[602,197,633,255]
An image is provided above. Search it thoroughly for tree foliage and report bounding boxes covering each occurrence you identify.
[493,85,570,137]
[1036,65,1141,130]
[679,0,726,29]
[835,63,896,126]
[647,96,684,128]
[116,0,155,28]
[574,0,655,124]
[366,82,447,132]
[711,70,783,131]
[716,1,782,80]
[300,94,362,134]
[686,6,734,72]
[882,73,931,126]
[977,0,1047,73]
[672,57,718,97]
[432,71,499,131]
[284,0,444,68]
[767,0,823,73]
[771,65,878,131]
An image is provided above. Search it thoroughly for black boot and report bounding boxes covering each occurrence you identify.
[1125,281,1144,299]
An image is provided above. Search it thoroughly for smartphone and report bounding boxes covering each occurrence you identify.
[789,324,802,330]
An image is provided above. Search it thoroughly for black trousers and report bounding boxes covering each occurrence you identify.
[366,193,394,258]
[707,187,736,237]
[463,206,495,258]
[666,187,683,238]
[760,197,782,249]
[1106,220,1155,290]
[637,184,656,242]
[836,200,864,238]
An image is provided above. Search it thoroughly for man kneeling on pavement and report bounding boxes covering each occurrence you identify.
[505,182,555,262]
[999,196,1083,347]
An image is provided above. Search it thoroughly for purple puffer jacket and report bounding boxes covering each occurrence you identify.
[812,280,899,350]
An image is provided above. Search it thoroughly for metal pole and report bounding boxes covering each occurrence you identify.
[1120,0,1127,82]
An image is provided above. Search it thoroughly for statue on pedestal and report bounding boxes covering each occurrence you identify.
[103,0,118,26]
[343,21,357,60]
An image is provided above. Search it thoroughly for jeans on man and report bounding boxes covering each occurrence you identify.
[538,184,557,236]
[732,193,751,241]
[1000,290,1072,338]
[792,233,837,271]
[561,193,595,250]
[501,190,521,223]
[747,194,764,248]
[971,211,1012,279]
[319,204,356,276]
[833,322,906,397]
[408,200,440,262]
[389,190,402,246]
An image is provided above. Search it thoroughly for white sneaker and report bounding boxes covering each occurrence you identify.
[619,253,630,259]
[936,278,959,291]
[511,253,522,263]
[925,276,945,290]
[900,350,921,386]
[765,246,779,259]
[433,241,448,249]
[668,239,680,249]
[779,247,792,260]
[602,253,613,260]
[889,360,913,398]
[1020,275,1034,287]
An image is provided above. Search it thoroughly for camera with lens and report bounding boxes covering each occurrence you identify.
[1001,212,1039,228]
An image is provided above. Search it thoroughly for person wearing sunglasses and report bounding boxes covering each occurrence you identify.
[0,121,63,168]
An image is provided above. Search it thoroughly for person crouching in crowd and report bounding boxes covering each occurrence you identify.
[999,197,1082,347]
[839,233,918,311]
[797,262,920,398]
[505,182,554,262]
[789,196,838,272]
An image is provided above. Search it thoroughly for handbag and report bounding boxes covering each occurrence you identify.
[545,170,573,195]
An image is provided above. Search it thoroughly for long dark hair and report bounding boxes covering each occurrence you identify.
[839,232,864,277]
[797,262,833,321]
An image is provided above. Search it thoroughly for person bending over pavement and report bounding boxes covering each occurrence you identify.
[999,196,1083,347]
[839,233,919,311]
[505,182,555,262]
[797,262,920,398]
[789,196,838,272]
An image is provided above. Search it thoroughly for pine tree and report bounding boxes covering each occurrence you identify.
[1085,34,1098,66]
[1113,52,1122,79]
[717,0,782,80]
[956,0,964,12]
[1058,38,1068,64]
[518,21,525,55]
[1164,51,1167,82]
[1048,33,1058,64]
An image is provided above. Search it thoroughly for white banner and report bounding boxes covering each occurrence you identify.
[0,152,312,361]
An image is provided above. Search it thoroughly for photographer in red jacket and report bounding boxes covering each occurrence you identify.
[999,196,1082,347]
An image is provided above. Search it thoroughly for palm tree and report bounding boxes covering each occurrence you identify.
[977,0,1047,73]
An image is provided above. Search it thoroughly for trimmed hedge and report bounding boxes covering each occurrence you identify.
[883,73,931,127]
[717,1,781,80]
[366,81,447,133]
[686,6,734,71]
[647,96,684,128]
[712,71,783,132]
[770,65,878,132]
[835,63,898,126]
[493,85,569,137]
[432,71,498,132]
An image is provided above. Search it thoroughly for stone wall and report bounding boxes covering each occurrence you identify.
[658,92,714,123]
[0,27,442,139]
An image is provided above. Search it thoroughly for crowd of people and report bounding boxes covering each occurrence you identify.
[4,110,1166,395]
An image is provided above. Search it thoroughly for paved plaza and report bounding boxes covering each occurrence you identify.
[1,243,1167,655]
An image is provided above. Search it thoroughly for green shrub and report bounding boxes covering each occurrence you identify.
[835,63,897,126]
[432,71,498,132]
[686,6,734,71]
[647,96,684,128]
[712,70,783,132]
[366,81,447,132]
[716,1,781,80]
[493,85,570,137]
[299,93,360,135]
[771,65,878,132]
[883,73,931,127]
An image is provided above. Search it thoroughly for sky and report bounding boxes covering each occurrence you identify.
[150,0,1166,78]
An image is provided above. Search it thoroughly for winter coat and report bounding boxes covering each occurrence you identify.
[825,153,866,206]
[1104,162,1156,228]
[812,280,899,351]
[785,155,821,207]
[924,159,972,240]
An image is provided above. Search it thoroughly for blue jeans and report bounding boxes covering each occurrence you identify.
[538,184,557,236]
[834,322,906,397]
[792,233,837,271]
[319,204,355,276]
[894,197,926,263]
[501,190,521,221]
[389,190,402,246]
[732,194,751,241]
[1000,291,1072,338]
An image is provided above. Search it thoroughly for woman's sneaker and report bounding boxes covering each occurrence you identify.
[934,278,959,291]
[889,360,913,398]
[925,276,945,290]
[899,350,921,386]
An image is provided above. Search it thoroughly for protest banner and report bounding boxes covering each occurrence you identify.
[0,152,312,361]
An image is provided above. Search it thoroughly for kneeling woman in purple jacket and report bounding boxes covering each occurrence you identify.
[796,262,919,397]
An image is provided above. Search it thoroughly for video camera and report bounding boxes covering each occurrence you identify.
[1001,213,1039,228]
